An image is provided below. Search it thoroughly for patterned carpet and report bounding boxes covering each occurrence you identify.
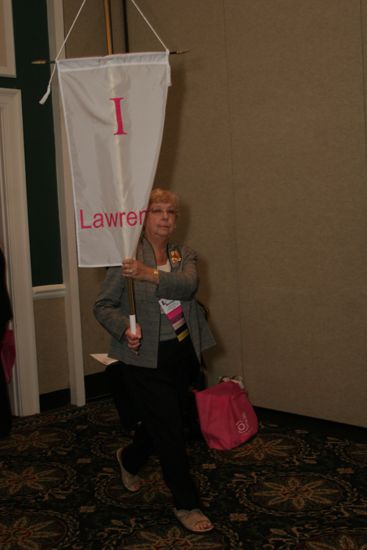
[0,397,366,549]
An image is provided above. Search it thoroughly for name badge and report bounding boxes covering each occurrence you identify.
[159,298,181,315]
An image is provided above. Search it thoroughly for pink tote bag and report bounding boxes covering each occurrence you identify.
[194,380,258,450]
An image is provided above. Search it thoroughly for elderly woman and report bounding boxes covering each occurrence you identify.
[94,188,215,533]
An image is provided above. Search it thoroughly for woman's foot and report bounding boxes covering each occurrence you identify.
[173,508,214,533]
[116,448,142,492]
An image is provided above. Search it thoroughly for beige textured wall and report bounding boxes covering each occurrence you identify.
[34,298,69,393]
[38,0,367,426]
[226,1,367,425]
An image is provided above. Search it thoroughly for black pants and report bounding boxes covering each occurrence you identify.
[105,361,139,433]
[119,338,201,510]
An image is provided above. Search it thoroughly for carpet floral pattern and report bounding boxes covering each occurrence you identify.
[0,398,366,549]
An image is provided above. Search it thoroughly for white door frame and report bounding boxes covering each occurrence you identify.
[47,0,85,406]
[0,0,86,416]
[0,88,39,416]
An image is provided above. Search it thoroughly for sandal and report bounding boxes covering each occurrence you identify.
[116,448,142,492]
[173,508,214,533]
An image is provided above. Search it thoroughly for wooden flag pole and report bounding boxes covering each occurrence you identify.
[103,0,114,54]
[103,0,137,333]
[127,278,137,334]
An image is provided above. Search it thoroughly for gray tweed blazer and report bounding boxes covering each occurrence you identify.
[93,236,215,368]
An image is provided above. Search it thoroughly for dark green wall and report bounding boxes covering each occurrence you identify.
[0,1,62,285]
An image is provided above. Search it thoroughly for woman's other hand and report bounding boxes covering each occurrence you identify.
[125,323,142,352]
[122,258,146,279]
[122,258,159,284]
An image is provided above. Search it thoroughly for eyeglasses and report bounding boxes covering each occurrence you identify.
[149,207,177,216]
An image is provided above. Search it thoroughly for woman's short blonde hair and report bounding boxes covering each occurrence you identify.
[149,187,179,214]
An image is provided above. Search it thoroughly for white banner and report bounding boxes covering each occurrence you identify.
[57,52,171,267]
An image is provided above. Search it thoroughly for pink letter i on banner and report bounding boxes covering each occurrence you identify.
[110,97,128,135]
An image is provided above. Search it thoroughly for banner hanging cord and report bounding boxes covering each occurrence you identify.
[39,0,170,104]
[129,0,169,52]
[39,0,88,104]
